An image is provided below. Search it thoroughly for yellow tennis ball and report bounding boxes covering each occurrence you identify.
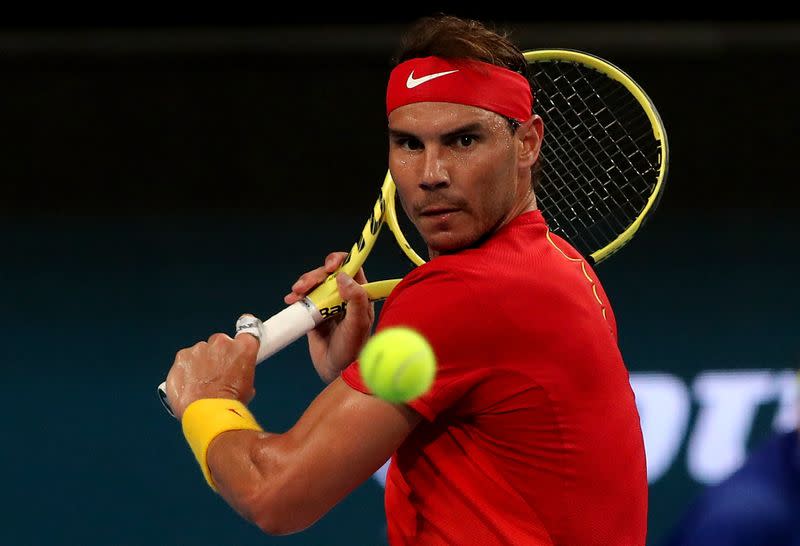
[359,327,437,403]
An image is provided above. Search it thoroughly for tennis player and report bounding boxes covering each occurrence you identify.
[165,15,648,545]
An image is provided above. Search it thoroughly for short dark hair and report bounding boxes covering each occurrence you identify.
[394,15,542,191]
[395,15,528,79]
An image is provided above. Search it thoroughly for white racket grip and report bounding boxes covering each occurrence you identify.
[236,299,322,364]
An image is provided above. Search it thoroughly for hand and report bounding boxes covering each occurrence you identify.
[284,252,374,383]
[164,333,259,420]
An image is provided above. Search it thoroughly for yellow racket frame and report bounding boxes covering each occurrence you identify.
[306,171,425,319]
[523,49,669,264]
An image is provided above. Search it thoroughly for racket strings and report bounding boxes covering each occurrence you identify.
[544,77,649,229]
[530,61,661,257]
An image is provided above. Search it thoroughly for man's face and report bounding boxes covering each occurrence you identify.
[388,102,528,257]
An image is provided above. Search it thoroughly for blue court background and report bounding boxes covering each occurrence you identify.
[2,17,799,546]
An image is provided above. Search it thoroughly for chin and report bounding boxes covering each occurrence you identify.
[425,231,479,256]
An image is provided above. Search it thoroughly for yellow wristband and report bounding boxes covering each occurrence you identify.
[181,398,263,491]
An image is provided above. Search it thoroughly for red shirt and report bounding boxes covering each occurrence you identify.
[342,210,647,546]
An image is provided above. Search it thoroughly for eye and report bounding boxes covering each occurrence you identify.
[394,137,423,151]
[454,135,478,148]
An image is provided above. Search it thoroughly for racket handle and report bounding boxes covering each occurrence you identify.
[157,300,321,417]
[236,300,320,364]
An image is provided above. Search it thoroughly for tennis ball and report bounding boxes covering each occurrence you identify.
[359,327,436,403]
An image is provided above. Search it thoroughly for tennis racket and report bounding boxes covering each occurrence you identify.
[158,49,668,416]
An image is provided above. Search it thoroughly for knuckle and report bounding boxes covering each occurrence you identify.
[354,285,368,300]
[237,334,257,352]
[325,252,347,270]
[209,332,231,345]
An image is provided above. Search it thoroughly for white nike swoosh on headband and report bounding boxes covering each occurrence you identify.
[406,69,459,89]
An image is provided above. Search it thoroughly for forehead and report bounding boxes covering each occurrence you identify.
[388,102,508,136]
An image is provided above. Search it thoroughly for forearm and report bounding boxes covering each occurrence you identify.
[183,380,417,537]
[207,429,308,535]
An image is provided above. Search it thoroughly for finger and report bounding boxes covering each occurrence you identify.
[324,252,348,273]
[174,346,192,363]
[336,272,373,330]
[290,267,329,297]
[353,266,369,285]
[285,283,319,304]
[233,330,260,361]
[287,252,349,303]
[208,332,232,345]
[335,272,356,297]
[187,340,208,355]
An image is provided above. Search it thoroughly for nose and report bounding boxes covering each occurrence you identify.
[420,146,449,190]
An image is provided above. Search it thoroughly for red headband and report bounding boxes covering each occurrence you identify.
[386,56,533,122]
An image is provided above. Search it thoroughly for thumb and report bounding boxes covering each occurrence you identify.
[336,272,373,327]
[234,329,261,362]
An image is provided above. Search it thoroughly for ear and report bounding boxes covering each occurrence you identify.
[517,115,544,170]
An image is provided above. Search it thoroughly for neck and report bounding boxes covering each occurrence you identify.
[497,188,537,231]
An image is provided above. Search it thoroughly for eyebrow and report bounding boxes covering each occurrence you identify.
[388,122,485,141]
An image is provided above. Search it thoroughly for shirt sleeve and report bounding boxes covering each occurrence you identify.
[342,263,493,421]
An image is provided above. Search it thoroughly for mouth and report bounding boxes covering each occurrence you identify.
[419,206,461,217]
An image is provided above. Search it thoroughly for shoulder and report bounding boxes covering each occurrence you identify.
[384,254,480,307]
[374,253,497,365]
[378,257,482,333]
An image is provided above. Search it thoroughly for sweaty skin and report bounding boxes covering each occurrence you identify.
[388,103,542,258]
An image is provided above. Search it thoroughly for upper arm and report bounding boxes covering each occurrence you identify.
[211,377,421,534]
